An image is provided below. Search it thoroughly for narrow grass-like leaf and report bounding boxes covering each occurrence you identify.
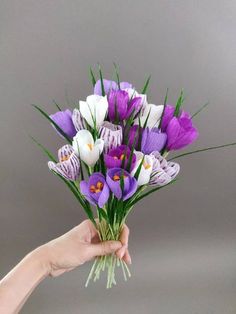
[134,155,145,180]
[29,135,57,162]
[130,179,177,207]
[98,64,105,96]
[159,88,169,129]
[169,142,236,161]
[174,90,184,117]
[191,102,209,119]
[141,75,151,94]
[113,62,120,89]
[32,104,72,144]
[89,67,96,87]
[52,100,62,111]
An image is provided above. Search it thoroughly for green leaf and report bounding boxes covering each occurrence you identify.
[113,62,120,89]
[29,135,57,162]
[52,100,62,111]
[89,67,97,87]
[174,90,184,117]
[141,75,151,94]
[191,102,209,119]
[129,179,177,207]
[169,142,236,161]
[159,88,169,129]
[98,64,105,96]
[32,104,72,144]
[134,155,145,180]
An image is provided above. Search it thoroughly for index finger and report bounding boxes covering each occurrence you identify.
[119,224,129,247]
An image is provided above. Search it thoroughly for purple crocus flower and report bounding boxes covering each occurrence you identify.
[108,90,142,122]
[127,125,143,150]
[48,145,80,181]
[106,168,137,200]
[80,173,110,208]
[160,105,175,131]
[166,111,199,151]
[50,109,77,138]
[141,128,167,154]
[104,145,136,171]
[94,79,133,96]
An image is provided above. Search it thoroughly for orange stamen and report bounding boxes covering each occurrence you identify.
[96,181,104,189]
[113,174,120,181]
[87,143,93,151]
[120,154,126,160]
[143,162,151,170]
[60,155,70,162]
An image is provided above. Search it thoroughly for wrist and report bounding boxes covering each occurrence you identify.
[29,245,52,278]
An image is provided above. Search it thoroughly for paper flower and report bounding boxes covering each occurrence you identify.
[79,95,108,129]
[104,145,136,171]
[106,168,137,200]
[94,79,132,95]
[149,151,180,186]
[80,173,110,208]
[134,104,164,129]
[72,130,104,167]
[131,151,153,186]
[99,121,123,154]
[50,109,77,138]
[48,145,80,181]
[166,111,199,151]
[141,128,167,154]
[108,90,142,122]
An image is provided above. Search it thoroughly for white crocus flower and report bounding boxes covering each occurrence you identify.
[79,95,108,129]
[131,151,153,186]
[134,104,164,128]
[73,130,104,167]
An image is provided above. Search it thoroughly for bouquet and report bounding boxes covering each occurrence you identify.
[32,65,236,288]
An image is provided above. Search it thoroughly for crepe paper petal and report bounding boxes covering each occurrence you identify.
[134,104,164,129]
[79,95,108,128]
[99,121,123,154]
[72,108,86,131]
[131,152,153,186]
[50,109,77,138]
[48,146,80,181]
[104,145,136,171]
[108,90,129,122]
[73,130,104,166]
[141,128,167,154]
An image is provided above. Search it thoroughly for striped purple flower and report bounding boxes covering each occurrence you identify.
[72,108,86,131]
[99,121,123,154]
[149,151,180,186]
[48,145,80,181]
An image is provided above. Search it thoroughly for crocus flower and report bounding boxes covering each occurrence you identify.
[134,104,164,129]
[80,173,110,208]
[141,128,167,154]
[72,130,104,167]
[99,121,123,153]
[127,125,142,150]
[160,104,175,131]
[131,151,153,186]
[94,79,133,96]
[104,145,136,171]
[50,109,77,138]
[108,90,142,122]
[166,111,199,151]
[48,145,80,181]
[149,151,180,186]
[106,168,137,200]
[79,95,108,129]
[72,108,86,131]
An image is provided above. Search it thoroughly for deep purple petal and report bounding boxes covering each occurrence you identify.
[126,97,142,119]
[170,127,199,150]
[161,105,175,131]
[106,169,122,199]
[108,90,129,121]
[50,109,77,138]
[166,117,181,150]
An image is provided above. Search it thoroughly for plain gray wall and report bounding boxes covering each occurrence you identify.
[0,1,236,313]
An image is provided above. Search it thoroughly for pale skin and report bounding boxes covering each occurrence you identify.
[0,220,131,314]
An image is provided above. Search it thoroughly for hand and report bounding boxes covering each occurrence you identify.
[41,219,131,277]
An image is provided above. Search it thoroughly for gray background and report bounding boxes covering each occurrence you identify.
[0,1,236,313]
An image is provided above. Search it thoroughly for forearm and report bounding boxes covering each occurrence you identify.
[0,246,50,314]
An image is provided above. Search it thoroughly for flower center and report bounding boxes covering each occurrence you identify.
[112,173,127,181]
[113,153,126,160]
[60,154,71,162]
[87,143,94,151]
[143,162,151,170]
[90,181,104,193]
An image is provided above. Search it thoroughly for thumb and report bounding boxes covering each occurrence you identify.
[87,241,122,259]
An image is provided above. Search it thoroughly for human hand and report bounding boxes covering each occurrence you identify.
[41,219,131,277]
